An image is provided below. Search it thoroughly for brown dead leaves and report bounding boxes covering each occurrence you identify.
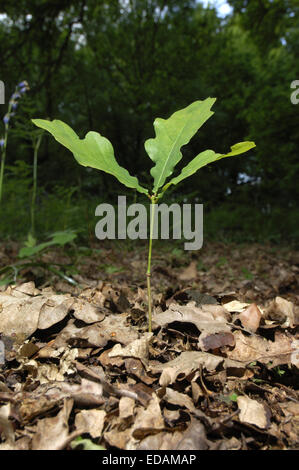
[31,399,75,450]
[226,330,299,368]
[0,241,298,450]
[150,351,225,387]
[0,282,106,338]
[153,302,236,352]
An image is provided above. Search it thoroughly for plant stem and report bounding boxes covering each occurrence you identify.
[147,196,156,332]
[30,134,42,236]
[0,137,7,203]
[0,261,78,286]
[0,112,10,204]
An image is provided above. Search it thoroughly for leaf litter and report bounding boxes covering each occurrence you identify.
[0,241,298,450]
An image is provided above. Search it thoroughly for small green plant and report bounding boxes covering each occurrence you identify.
[0,231,78,287]
[216,256,228,267]
[217,392,239,404]
[70,436,105,450]
[241,267,254,280]
[18,230,77,258]
[32,98,256,332]
[273,365,286,377]
[102,264,125,275]
[197,261,207,272]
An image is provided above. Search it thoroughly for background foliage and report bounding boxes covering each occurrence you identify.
[0,0,298,244]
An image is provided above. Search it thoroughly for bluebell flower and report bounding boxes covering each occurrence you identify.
[3,114,10,124]
[0,138,4,148]
[17,80,29,89]
[10,100,18,110]
[2,81,29,128]
[18,81,29,94]
[11,91,21,100]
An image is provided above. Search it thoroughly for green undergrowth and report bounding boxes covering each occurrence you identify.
[0,167,298,248]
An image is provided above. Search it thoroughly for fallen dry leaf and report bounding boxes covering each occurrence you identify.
[58,313,139,350]
[237,396,271,429]
[14,281,39,296]
[71,298,106,323]
[0,284,73,337]
[124,358,156,385]
[137,431,185,450]
[108,333,153,364]
[198,331,235,351]
[264,297,296,328]
[75,409,106,438]
[279,402,299,422]
[93,314,139,346]
[163,407,181,423]
[227,330,299,367]
[37,378,105,408]
[31,398,74,450]
[98,348,125,368]
[162,387,195,412]
[238,303,262,333]
[153,302,231,339]
[223,300,250,313]
[174,419,208,450]
[131,394,164,439]
[0,403,14,444]
[37,295,74,330]
[20,347,78,384]
[149,351,224,386]
[119,396,135,419]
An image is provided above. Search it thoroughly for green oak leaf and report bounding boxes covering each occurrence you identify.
[145,97,216,193]
[162,141,256,191]
[31,119,148,195]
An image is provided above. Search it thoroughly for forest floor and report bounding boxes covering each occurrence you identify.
[0,240,298,450]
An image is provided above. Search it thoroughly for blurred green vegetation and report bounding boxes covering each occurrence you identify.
[0,0,298,245]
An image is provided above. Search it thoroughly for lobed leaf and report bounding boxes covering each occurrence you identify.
[162,141,256,191]
[145,98,216,193]
[31,119,148,195]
